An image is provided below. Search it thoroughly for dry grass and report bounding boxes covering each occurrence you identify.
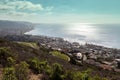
[29,73,42,80]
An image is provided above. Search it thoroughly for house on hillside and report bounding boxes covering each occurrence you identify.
[74,52,83,60]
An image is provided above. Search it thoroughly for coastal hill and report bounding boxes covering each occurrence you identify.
[0,20,120,80]
[0,20,34,36]
[0,38,120,80]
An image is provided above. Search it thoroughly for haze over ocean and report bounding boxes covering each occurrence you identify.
[26,23,120,49]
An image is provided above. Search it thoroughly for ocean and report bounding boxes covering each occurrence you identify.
[25,23,120,49]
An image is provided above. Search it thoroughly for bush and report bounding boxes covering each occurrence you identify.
[0,47,15,67]
[50,63,64,80]
[28,58,41,74]
[65,69,92,80]
[65,70,77,80]
[3,67,17,80]
[91,76,108,80]
[39,61,51,74]
[28,58,51,74]
[16,61,29,80]
[7,57,16,67]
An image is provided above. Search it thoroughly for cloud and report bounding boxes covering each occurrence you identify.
[0,5,15,10]
[0,0,44,11]
[8,1,44,11]
[6,11,37,16]
[0,0,53,16]
[45,6,54,11]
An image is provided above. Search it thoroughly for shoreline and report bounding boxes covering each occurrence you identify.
[25,28,119,50]
[24,25,120,49]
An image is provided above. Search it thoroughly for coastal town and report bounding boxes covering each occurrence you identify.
[0,0,120,78]
[0,20,120,73]
[3,34,120,72]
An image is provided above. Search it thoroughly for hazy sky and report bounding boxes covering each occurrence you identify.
[0,0,120,23]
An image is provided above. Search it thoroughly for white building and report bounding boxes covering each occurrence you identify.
[75,53,83,60]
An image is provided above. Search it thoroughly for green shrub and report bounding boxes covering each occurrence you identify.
[16,61,29,80]
[50,63,64,80]
[0,47,15,67]
[65,69,92,80]
[28,58,51,74]
[3,67,17,80]
[91,76,108,80]
[7,57,16,67]
[28,58,40,73]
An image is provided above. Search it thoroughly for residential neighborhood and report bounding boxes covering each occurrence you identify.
[3,35,120,72]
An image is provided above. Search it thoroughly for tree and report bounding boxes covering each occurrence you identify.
[39,61,51,74]
[16,61,29,80]
[81,69,92,80]
[50,63,64,80]
[65,70,75,80]
[7,57,16,67]
[0,47,15,67]
[3,67,17,80]
[28,57,40,74]
[73,71,82,80]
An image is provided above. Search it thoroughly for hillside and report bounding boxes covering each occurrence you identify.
[0,20,34,36]
[0,38,120,80]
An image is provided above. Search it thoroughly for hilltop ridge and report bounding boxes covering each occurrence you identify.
[0,20,34,36]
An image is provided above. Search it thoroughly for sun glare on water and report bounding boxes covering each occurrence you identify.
[67,23,98,39]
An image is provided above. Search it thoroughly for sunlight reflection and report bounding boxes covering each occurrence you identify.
[67,23,99,39]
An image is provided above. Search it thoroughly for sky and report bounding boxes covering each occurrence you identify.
[0,0,120,23]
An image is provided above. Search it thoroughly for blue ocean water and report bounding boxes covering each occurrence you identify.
[25,23,120,49]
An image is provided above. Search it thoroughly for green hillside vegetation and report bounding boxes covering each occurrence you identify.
[50,51,70,61]
[17,42,39,49]
[0,39,119,80]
